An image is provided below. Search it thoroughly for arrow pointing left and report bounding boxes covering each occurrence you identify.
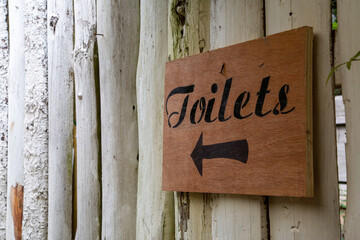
[190,133,249,176]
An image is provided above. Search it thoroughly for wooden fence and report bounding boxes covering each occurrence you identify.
[0,0,358,239]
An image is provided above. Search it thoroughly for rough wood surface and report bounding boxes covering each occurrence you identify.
[266,0,340,239]
[0,0,9,237]
[97,0,139,239]
[168,1,212,239]
[22,0,49,238]
[337,1,360,239]
[136,0,175,239]
[209,1,268,239]
[47,0,74,238]
[74,0,101,238]
[335,95,345,125]
[163,27,313,197]
[6,0,25,239]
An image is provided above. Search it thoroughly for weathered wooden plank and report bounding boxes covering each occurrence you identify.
[336,126,346,183]
[266,0,340,239]
[337,1,360,239]
[168,1,212,239]
[136,0,174,239]
[209,1,268,239]
[22,0,48,238]
[6,1,25,238]
[47,0,74,238]
[335,95,345,125]
[169,0,267,239]
[0,0,9,237]
[97,0,139,238]
[74,0,101,238]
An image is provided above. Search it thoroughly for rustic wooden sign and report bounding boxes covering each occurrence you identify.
[162,27,313,197]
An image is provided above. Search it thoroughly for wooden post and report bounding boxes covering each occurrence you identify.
[0,0,9,238]
[97,0,139,238]
[266,0,340,239]
[337,1,360,239]
[169,1,267,238]
[48,0,74,238]
[168,1,212,239]
[74,0,101,238]
[6,0,25,239]
[209,1,268,239]
[136,0,175,239]
[22,0,48,238]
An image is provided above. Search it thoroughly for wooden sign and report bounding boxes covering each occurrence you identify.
[162,27,313,197]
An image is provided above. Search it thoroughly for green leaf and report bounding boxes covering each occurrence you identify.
[351,50,360,60]
[332,22,338,30]
[346,61,351,70]
[326,70,334,84]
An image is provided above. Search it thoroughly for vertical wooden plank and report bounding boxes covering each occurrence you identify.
[266,0,340,239]
[97,0,139,239]
[209,1,267,239]
[136,0,175,239]
[0,0,9,237]
[74,0,101,238]
[22,0,48,238]
[47,0,74,238]
[337,1,360,239]
[168,1,212,239]
[6,0,25,238]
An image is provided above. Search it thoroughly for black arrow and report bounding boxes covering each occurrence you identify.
[190,133,249,176]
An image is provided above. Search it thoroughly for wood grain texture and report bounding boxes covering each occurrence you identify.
[47,0,74,238]
[74,0,101,239]
[10,184,23,240]
[266,0,340,239]
[0,0,9,237]
[337,1,360,239]
[168,1,212,239]
[6,0,25,238]
[163,27,313,197]
[136,0,175,239]
[97,0,139,239]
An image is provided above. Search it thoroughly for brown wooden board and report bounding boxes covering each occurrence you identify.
[162,26,313,197]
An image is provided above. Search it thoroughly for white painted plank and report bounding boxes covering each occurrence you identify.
[136,0,174,239]
[168,1,212,239]
[266,0,340,239]
[209,1,267,239]
[47,0,74,238]
[97,0,139,238]
[337,1,360,239]
[335,95,345,125]
[169,1,267,239]
[6,0,25,239]
[336,126,346,183]
[0,0,8,238]
[22,0,48,238]
[74,0,101,238]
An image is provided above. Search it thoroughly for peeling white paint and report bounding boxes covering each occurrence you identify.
[23,0,48,238]
[0,0,9,238]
